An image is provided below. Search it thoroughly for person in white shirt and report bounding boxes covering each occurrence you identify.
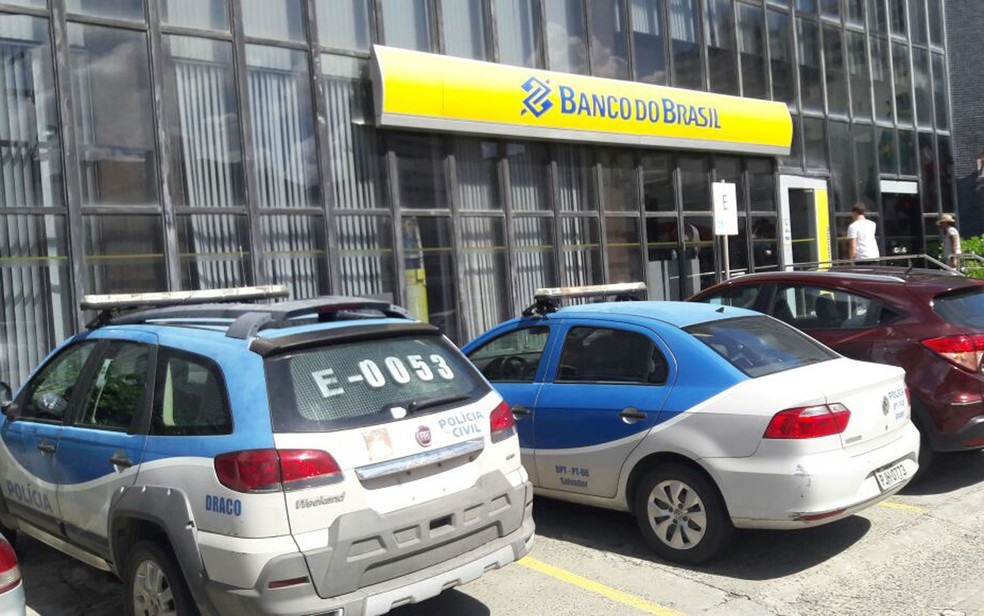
[847,203,880,263]
[938,213,961,268]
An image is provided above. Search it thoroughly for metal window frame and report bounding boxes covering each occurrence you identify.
[48,0,87,328]
[229,0,267,286]
[702,0,740,96]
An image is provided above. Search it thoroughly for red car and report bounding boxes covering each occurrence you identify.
[689,267,984,471]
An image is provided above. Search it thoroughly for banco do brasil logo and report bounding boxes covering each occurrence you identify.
[521,76,553,118]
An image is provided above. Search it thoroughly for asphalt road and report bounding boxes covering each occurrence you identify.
[19,451,984,616]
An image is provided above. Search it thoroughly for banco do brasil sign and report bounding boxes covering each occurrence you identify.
[372,46,791,156]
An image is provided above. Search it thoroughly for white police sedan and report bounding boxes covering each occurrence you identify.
[462,284,920,564]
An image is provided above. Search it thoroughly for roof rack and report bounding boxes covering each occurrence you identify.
[523,282,647,316]
[787,254,962,276]
[83,287,412,339]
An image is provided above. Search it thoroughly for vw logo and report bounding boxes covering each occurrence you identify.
[416,425,432,447]
[882,397,890,416]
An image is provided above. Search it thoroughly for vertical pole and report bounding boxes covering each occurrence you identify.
[723,235,730,281]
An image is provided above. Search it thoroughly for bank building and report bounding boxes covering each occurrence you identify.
[0,0,958,384]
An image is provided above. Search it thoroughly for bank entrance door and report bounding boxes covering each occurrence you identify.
[779,176,832,268]
[881,181,922,257]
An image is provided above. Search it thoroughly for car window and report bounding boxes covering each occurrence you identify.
[266,334,489,432]
[773,285,889,330]
[152,351,232,436]
[77,342,151,430]
[20,342,98,422]
[556,327,667,385]
[933,288,984,329]
[686,316,837,378]
[467,326,550,383]
[697,284,761,309]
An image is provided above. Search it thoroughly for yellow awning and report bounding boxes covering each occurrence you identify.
[371,45,792,156]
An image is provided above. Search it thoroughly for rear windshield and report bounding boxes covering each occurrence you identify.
[265,335,489,432]
[685,316,838,378]
[934,288,984,329]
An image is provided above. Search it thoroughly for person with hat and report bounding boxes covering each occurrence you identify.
[938,213,961,269]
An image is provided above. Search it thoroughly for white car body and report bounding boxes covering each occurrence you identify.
[464,299,920,562]
[530,358,918,526]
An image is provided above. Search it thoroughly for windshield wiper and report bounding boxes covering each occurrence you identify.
[408,394,470,414]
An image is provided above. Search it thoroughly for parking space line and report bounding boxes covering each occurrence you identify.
[878,500,929,513]
[518,557,685,616]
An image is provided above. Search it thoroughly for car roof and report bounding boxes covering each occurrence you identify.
[705,268,984,295]
[539,300,758,329]
[90,316,416,352]
[80,295,427,356]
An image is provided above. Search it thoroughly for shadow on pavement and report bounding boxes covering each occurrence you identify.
[391,589,491,615]
[17,533,492,616]
[901,450,984,496]
[532,496,871,581]
[19,536,121,616]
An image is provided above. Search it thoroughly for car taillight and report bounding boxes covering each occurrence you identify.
[763,403,851,439]
[489,400,516,444]
[0,538,20,595]
[214,449,342,493]
[921,334,984,373]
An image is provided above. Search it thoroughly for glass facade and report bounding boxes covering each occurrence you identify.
[0,0,957,386]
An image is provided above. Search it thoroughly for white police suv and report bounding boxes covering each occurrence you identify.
[0,287,534,615]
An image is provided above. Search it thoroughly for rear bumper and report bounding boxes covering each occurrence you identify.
[709,423,920,530]
[911,368,984,452]
[200,475,534,616]
[928,404,984,452]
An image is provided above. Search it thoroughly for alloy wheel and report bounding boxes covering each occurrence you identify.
[645,478,708,550]
[132,558,178,616]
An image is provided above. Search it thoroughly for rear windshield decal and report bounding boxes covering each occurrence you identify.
[266,337,487,432]
[310,354,456,401]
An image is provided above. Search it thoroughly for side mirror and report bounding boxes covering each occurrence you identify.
[0,383,16,422]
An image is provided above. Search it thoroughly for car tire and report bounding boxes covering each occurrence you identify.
[125,540,199,616]
[634,464,733,565]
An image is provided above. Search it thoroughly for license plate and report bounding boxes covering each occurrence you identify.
[875,462,909,491]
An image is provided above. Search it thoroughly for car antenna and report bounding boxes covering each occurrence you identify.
[716,306,725,313]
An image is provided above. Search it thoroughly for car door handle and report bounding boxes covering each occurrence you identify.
[619,408,647,422]
[511,404,532,417]
[37,441,55,454]
[108,452,133,468]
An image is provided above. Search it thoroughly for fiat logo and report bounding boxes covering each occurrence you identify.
[416,426,432,447]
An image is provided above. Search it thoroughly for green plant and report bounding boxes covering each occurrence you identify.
[960,234,984,279]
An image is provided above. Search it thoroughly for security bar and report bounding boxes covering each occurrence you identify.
[533,282,648,302]
[80,285,290,311]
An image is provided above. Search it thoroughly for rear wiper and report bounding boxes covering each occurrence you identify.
[408,394,470,414]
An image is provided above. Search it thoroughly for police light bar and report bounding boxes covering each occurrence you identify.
[80,285,289,311]
[533,282,648,302]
